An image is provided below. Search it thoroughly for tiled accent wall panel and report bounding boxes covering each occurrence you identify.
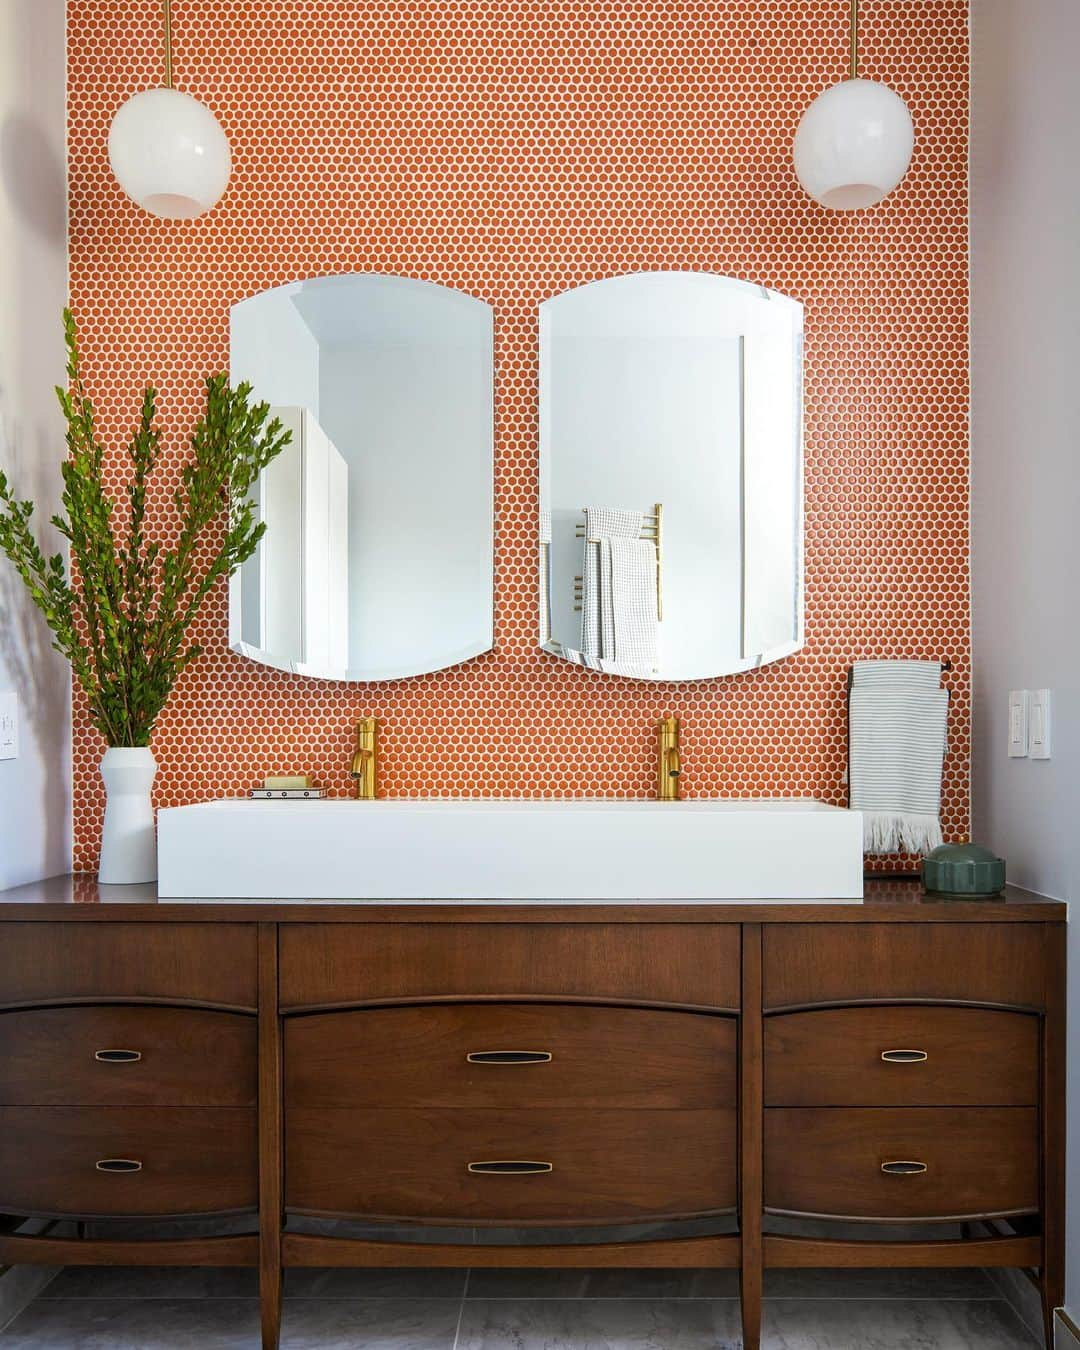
[67,1,969,871]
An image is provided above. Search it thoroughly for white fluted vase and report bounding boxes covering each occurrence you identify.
[99,747,158,884]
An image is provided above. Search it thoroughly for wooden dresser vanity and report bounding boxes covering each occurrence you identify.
[0,879,1065,1350]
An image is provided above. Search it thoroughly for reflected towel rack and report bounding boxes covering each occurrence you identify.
[573,504,663,619]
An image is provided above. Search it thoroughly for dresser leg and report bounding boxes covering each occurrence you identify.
[1039,1265,1063,1350]
[740,924,764,1350]
[258,923,284,1350]
[1040,925,1067,1350]
[740,1264,762,1350]
[261,1265,282,1350]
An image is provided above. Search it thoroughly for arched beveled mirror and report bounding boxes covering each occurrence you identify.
[539,271,804,681]
[229,273,493,682]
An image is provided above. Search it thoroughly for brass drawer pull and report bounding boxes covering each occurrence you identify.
[881,1049,928,1063]
[881,1160,928,1176]
[94,1049,142,1064]
[466,1051,552,1065]
[467,1160,553,1175]
[95,1158,143,1174]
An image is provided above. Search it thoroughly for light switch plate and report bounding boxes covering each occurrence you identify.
[1029,688,1052,759]
[0,692,17,761]
[1008,689,1029,758]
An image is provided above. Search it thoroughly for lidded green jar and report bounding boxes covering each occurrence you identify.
[921,843,1006,897]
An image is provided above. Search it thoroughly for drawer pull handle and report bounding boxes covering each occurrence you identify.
[881,1049,928,1063]
[466,1051,552,1065]
[95,1159,143,1174]
[94,1049,142,1064]
[468,1160,553,1175]
[881,1160,928,1176]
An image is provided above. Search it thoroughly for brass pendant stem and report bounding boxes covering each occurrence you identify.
[163,0,174,88]
[848,0,859,80]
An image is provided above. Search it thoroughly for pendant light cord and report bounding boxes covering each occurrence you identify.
[162,0,174,89]
[848,0,859,79]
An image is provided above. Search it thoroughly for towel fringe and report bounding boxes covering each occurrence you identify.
[862,810,944,857]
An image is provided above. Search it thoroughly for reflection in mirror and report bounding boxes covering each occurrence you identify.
[229,274,493,681]
[539,272,804,681]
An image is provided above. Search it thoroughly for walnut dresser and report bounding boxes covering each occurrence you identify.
[0,877,1065,1350]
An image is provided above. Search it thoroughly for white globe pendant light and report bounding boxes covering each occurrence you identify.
[108,0,230,220]
[793,0,913,210]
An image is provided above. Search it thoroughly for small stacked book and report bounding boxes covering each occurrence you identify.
[249,774,326,801]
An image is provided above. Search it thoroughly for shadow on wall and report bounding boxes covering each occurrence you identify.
[0,403,72,889]
[0,0,71,888]
[1,113,67,244]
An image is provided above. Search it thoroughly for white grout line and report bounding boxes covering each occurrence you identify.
[0,1265,63,1333]
[33,1294,1013,1303]
[451,1269,471,1350]
[451,1295,1010,1303]
[763,1296,1009,1304]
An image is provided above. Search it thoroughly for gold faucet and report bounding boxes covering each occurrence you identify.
[351,717,379,800]
[657,715,681,801]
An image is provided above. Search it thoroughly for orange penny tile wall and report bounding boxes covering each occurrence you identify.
[67,1,969,872]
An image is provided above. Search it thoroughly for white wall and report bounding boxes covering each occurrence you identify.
[229,291,321,414]
[319,339,493,680]
[970,0,1080,1313]
[0,0,71,888]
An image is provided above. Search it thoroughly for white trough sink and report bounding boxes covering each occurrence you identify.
[157,799,864,902]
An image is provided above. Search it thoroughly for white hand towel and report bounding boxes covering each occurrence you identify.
[538,509,552,645]
[608,536,659,668]
[848,659,948,855]
[580,507,642,659]
[598,537,616,659]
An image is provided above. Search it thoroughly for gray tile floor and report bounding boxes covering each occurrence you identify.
[0,1265,1041,1348]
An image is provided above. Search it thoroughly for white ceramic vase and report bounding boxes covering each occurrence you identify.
[99,747,158,884]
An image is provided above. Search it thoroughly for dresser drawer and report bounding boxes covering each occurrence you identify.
[285,1003,736,1110]
[764,1107,1038,1222]
[0,1006,257,1107]
[279,923,739,1011]
[0,1107,258,1219]
[286,1108,736,1223]
[0,924,258,1010]
[764,1007,1038,1107]
[763,924,1047,1011]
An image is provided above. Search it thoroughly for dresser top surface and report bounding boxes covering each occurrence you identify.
[0,875,1065,922]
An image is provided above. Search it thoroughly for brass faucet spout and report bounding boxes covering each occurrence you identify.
[351,718,379,800]
[657,715,681,801]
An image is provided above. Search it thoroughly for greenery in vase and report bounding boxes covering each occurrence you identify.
[0,310,291,748]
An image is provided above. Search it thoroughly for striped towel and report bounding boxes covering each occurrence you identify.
[580,507,642,659]
[848,660,948,855]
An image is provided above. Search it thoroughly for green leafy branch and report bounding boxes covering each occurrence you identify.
[0,310,291,747]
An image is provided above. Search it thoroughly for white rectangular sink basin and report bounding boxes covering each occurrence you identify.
[157,799,863,902]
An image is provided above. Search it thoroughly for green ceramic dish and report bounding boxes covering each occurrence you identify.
[920,842,1006,897]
